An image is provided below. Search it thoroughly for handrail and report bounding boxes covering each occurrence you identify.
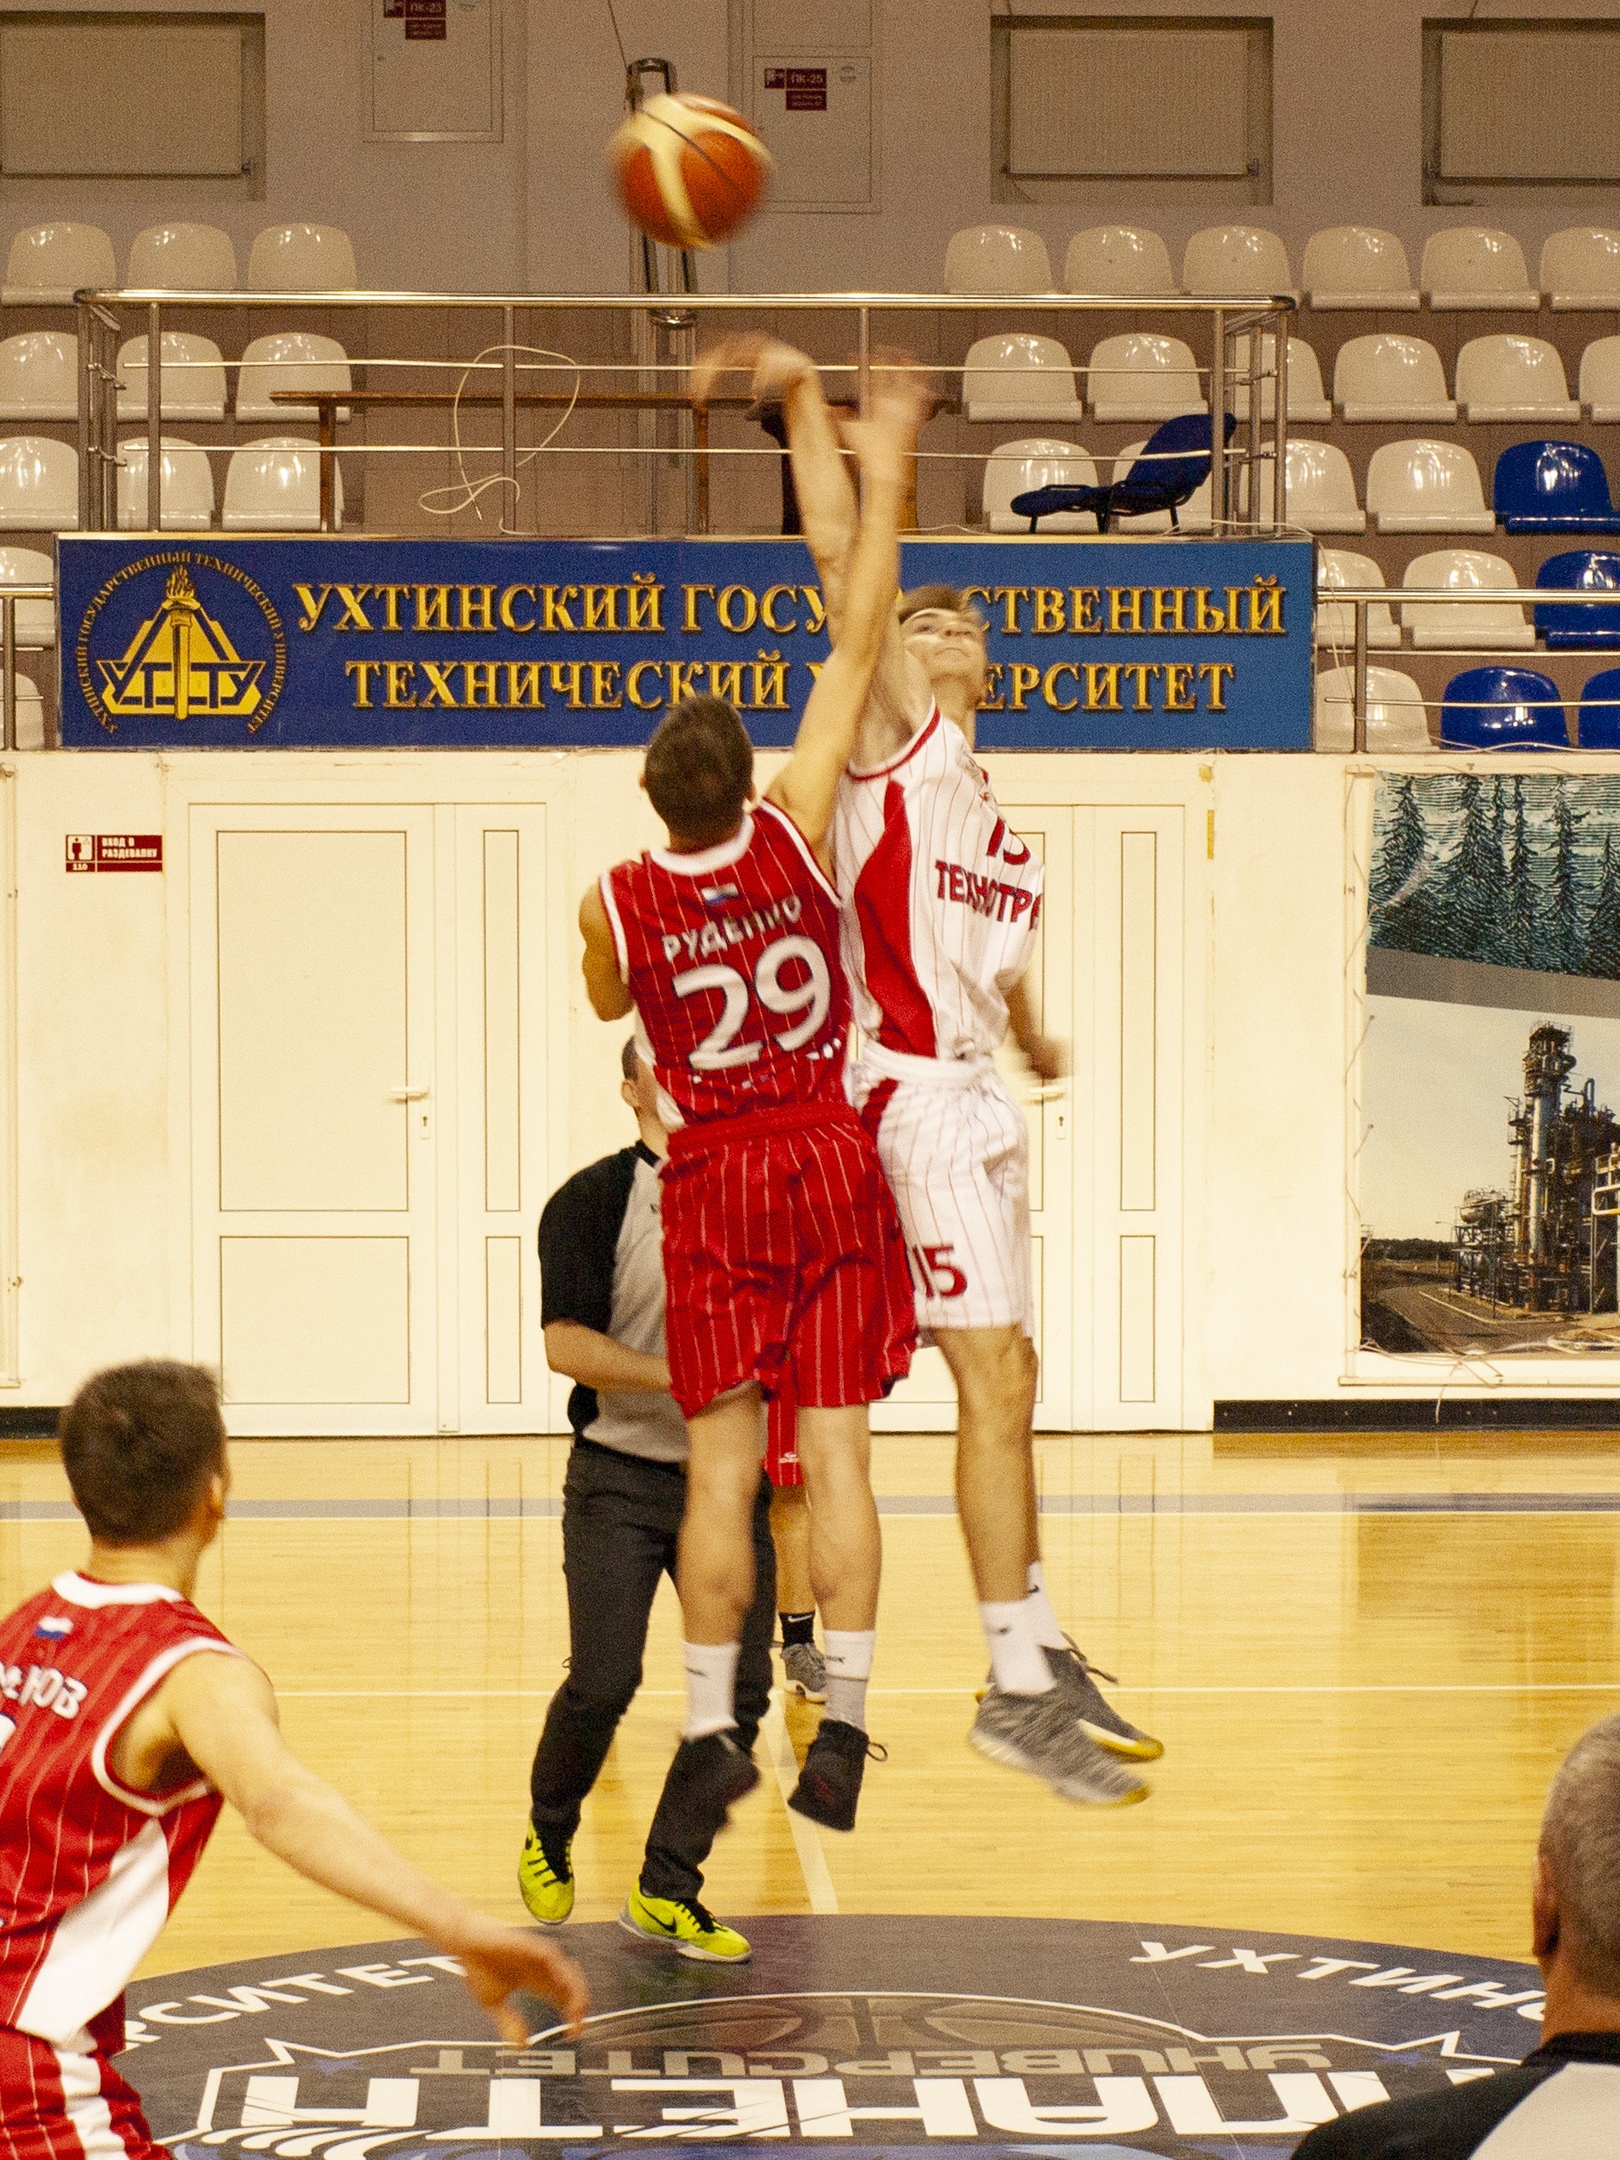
[72,287,1299,311]
[0,586,50,752]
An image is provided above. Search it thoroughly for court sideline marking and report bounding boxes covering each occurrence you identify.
[761,1696,838,1914]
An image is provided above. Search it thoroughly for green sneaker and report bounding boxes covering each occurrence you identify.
[619,1882,751,1963]
[517,1820,574,1925]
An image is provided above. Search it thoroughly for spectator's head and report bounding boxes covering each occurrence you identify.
[898,584,989,708]
[619,1037,668,1150]
[1533,1714,1620,2032]
[642,696,755,849]
[59,1361,228,1553]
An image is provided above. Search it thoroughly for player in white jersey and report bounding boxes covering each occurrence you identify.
[694,337,1164,1805]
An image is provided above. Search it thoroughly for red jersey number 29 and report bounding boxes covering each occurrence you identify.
[674,934,832,1070]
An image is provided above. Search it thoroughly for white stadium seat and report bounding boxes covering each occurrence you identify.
[248,223,360,291]
[1064,226,1176,295]
[1421,226,1538,309]
[1249,440,1365,534]
[1455,334,1579,423]
[1182,225,1294,296]
[117,333,227,421]
[945,224,1053,294]
[983,438,1098,532]
[126,222,237,291]
[1087,332,1203,422]
[1314,666,1432,752]
[117,437,214,530]
[0,332,79,422]
[1231,334,1331,422]
[2,221,113,304]
[963,334,1082,424]
[1367,440,1496,534]
[1315,550,1400,649]
[223,437,343,530]
[0,547,56,648]
[0,437,77,530]
[1402,549,1535,650]
[1541,227,1620,311]
[1333,334,1456,423]
[1302,225,1419,309]
[235,333,352,423]
[1580,337,1620,422]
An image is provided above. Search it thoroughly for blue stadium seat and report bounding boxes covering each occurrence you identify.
[1440,666,1569,749]
[1011,411,1234,534]
[1534,551,1620,647]
[1493,441,1620,533]
[1578,668,1620,747]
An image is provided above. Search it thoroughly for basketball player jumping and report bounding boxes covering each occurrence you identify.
[578,376,922,1845]
[0,1360,587,2160]
[694,337,1164,1805]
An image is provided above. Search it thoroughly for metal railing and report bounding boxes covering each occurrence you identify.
[0,589,49,750]
[71,288,1295,538]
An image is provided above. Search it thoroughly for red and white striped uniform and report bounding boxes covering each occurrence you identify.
[833,709,1043,1333]
[0,1572,243,2160]
[602,802,913,1416]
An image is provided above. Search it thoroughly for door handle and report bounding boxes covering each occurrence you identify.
[391,1085,430,1102]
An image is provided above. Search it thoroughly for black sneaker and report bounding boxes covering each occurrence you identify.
[788,1718,883,1832]
[658,1731,761,1842]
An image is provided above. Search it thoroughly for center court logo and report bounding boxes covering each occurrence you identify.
[75,553,286,738]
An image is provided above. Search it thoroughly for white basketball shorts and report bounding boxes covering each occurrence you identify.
[850,1043,1033,1335]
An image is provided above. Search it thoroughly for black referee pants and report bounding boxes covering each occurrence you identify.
[528,1437,777,1904]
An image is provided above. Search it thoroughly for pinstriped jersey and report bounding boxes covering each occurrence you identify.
[832,709,1044,1060]
[0,1573,241,2047]
[601,802,852,1128]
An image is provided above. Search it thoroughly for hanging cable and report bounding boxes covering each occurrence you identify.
[416,344,582,524]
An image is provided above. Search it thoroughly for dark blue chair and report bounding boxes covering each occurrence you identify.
[1011,411,1235,534]
[1494,440,1620,533]
[1440,666,1569,749]
[1534,551,1620,647]
[1578,668,1620,747]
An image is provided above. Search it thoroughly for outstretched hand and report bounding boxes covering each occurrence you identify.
[838,365,934,485]
[690,332,818,411]
[450,1918,590,2045]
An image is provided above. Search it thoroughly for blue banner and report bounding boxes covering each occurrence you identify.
[56,535,1314,751]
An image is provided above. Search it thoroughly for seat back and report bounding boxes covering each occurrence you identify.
[0,331,78,420]
[1333,333,1452,414]
[117,332,227,420]
[127,222,237,291]
[1494,440,1615,523]
[117,437,214,530]
[1578,667,1620,746]
[1422,226,1535,302]
[962,334,1081,420]
[248,223,359,291]
[1118,410,1230,510]
[1302,225,1415,300]
[1456,334,1574,413]
[1580,335,1620,415]
[983,438,1097,531]
[0,545,56,646]
[1541,226,1620,304]
[1403,548,1527,643]
[1533,550,1620,646]
[1366,438,1489,520]
[0,436,77,529]
[1249,438,1362,527]
[3,221,113,300]
[236,332,352,421]
[223,436,342,530]
[1440,666,1568,748]
[1086,332,1203,418]
[1315,549,1397,647]
[945,224,1052,294]
[1314,666,1431,752]
[1231,333,1328,421]
[1063,225,1174,294]
[1182,225,1292,294]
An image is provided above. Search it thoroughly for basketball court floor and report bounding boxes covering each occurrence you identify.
[1,1424,1612,2152]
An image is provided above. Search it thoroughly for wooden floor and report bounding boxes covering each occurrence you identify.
[2,1430,1616,1978]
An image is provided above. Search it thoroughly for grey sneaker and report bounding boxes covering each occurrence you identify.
[781,1639,827,1701]
[969,1686,1149,1805]
[1046,1638,1163,1761]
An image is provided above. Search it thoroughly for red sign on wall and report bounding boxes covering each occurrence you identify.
[404,0,447,38]
[66,834,163,874]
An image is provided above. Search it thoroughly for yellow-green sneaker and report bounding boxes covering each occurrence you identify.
[619,1883,751,1963]
[518,1821,574,1925]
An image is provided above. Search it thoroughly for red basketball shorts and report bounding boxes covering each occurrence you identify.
[661,1101,916,1420]
[0,2027,169,2160]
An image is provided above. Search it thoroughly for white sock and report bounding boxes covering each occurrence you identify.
[822,1628,875,1732]
[681,1641,739,1740]
[980,1599,1055,1695]
[1025,1560,1067,1652]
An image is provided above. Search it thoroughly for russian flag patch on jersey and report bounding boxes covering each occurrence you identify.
[33,1616,72,1640]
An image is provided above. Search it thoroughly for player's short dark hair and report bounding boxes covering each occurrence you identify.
[643,696,754,844]
[58,1361,226,1546]
[899,583,984,628]
[620,1035,640,1081]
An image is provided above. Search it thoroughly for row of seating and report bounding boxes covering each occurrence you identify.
[1313,547,1620,652]
[948,222,1620,308]
[0,437,338,531]
[1314,664,1620,752]
[0,329,350,423]
[959,329,1620,426]
[2,222,357,303]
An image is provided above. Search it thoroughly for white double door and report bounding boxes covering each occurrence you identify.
[188,801,556,1434]
[871,799,1195,1434]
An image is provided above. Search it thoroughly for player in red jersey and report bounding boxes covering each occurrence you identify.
[579,378,921,1845]
[0,1360,587,2160]
[694,336,1164,1808]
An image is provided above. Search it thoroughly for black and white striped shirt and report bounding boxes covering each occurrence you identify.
[1292,2031,1620,2157]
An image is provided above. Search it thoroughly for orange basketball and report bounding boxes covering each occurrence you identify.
[609,92,773,251]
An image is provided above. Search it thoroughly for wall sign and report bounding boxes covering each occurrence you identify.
[65,833,163,873]
[56,537,1314,752]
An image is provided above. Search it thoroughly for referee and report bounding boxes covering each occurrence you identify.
[518,1039,775,1964]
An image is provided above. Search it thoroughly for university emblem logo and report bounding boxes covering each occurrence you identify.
[75,553,286,738]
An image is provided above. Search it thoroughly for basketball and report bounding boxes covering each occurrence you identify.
[609,92,773,250]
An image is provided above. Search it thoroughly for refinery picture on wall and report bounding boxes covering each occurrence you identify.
[1361,773,1620,1358]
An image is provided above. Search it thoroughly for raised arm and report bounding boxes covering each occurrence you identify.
[152,1652,590,2041]
[579,881,634,1020]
